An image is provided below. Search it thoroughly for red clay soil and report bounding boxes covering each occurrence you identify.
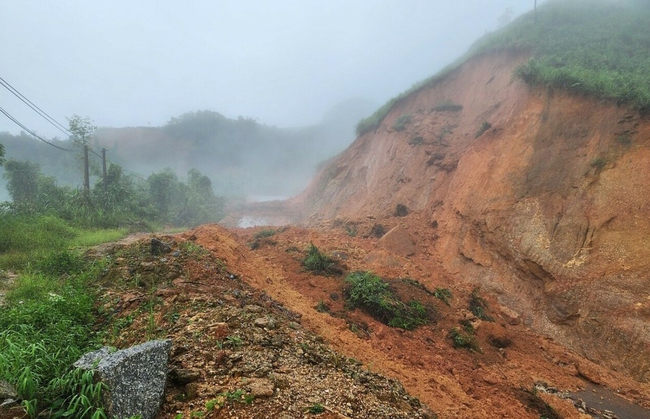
[284,50,650,386]
[188,224,650,419]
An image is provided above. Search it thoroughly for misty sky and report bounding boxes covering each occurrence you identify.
[1,0,541,139]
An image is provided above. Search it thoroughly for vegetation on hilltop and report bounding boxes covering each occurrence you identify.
[356,0,650,136]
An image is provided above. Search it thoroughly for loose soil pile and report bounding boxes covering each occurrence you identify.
[90,226,649,419]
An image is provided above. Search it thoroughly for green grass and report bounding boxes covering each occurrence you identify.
[0,262,107,418]
[0,214,129,271]
[0,213,132,418]
[356,0,650,137]
[344,271,430,330]
[70,228,129,247]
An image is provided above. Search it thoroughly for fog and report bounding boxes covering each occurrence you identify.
[1,1,540,138]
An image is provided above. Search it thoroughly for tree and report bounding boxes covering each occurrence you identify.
[147,168,184,222]
[3,160,42,206]
[0,142,5,166]
[67,114,97,193]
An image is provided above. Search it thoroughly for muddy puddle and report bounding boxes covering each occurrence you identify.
[571,383,650,419]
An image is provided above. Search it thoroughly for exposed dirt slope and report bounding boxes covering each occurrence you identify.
[190,225,650,419]
[291,50,650,383]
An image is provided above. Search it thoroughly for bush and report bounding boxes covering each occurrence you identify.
[344,271,430,330]
[448,327,480,351]
[475,122,492,138]
[392,114,412,131]
[302,243,338,275]
[433,288,452,305]
[369,224,386,238]
[394,204,409,217]
[469,288,494,321]
[590,157,606,170]
[432,100,463,112]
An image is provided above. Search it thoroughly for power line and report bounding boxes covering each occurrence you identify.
[0,106,73,152]
[0,76,72,138]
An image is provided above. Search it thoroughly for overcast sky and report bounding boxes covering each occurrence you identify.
[1,0,540,139]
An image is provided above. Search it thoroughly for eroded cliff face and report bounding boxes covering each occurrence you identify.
[296,51,650,381]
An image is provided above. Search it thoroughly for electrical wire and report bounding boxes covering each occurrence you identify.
[0,76,73,138]
[0,106,73,152]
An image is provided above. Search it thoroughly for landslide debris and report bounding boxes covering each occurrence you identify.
[95,235,435,419]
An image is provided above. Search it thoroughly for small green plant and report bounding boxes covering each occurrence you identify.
[345,271,430,330]
[345,223,357,237]
[302,243,338,275]
[408,136,424,146]
[180,241,209,258]
[205,398,223,411]
[221,389,254,405]
[449,327,480,351]
[226,335,242,349]
[254,229,277,240]
[433,288,453,305]
[432,100,463,112]
[469,288,494,321]
[590,157,606,170]
[475,121,492,138]
[316,301,330,313]
[616,133,632,146]
[307,403,325,414]
[394,204,409,217]
[392,114,412,131]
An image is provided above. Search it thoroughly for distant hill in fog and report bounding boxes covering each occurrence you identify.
[0,99,375,200]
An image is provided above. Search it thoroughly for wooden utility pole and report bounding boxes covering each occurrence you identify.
[102,148,107,195]
[83,144,90,194]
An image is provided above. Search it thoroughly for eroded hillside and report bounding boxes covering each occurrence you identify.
[290,50,650,384]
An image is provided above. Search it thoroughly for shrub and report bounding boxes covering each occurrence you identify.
[448,327,480,351]
[392,114,412,131]
[254,229,277,240]
[302,243,338,275]
[345,271,430,330]
[469,288,494,321]
[432,100,463,112]
[590,157,606,170]
[475,122,492,138]
[433,288,452,305]
[408,136,424,146]
[394,204,409,217]
[369,224,386,238]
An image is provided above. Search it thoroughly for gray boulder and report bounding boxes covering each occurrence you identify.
[0,379,17,407]
[74,340,172,419]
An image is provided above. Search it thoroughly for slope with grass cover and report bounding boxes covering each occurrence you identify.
[294,0,650,382]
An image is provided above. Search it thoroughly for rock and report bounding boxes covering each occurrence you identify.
[208,322,229,339]
[574,362,604,385]
[170,368,201,385]
[247,378,274,398]
[151,238,172,256]
[254,316,277,329]
[74,339,172,419]
[498,305,521,325]
[378,225,416,257]
[0,380,17,402]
